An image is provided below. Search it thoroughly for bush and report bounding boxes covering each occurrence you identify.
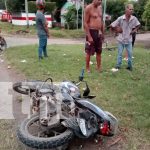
[63,5,82,30]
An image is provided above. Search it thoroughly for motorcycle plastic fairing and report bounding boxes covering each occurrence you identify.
[62,118,97,139]
[76,100,111,121]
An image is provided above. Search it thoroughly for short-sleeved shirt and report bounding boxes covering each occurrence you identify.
[35,11,47,36]
[111,15,140,44]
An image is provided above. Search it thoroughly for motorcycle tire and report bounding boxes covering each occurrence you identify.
[17,115,74,149]
[13,82,34,95]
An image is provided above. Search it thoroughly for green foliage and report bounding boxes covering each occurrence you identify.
[63,5,82,29]
[7,0,25,12]
[134,0,147,25]
[85,0,92,4]
[28,1,37,13]
[28,1,56,14]
[142,0,150,30]
[0,0,5,9]
[45,2,56,14]
[106,0,128,21]
[50,0,67,9]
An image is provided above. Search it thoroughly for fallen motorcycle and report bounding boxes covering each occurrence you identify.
[13,76,118,149]
[0,35,7,52]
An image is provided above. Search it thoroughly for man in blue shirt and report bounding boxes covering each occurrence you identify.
[36,2,49,60]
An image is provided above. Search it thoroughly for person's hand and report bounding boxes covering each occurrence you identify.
[101,34,105,42]
[88,36,93,44]
[115,26,123,33]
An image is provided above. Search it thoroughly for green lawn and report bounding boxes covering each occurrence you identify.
[3,44,150,149]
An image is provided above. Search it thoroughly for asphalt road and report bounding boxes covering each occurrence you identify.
[4,33,150,48]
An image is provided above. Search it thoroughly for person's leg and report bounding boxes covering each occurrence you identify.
[125,42,133,70]
[125,33,136,60]
[116,42,124,68]
[132,32,136,47]
[38,36,43,59]
[43,37,48,57]
[96,53,101,71]
[95,34,102,72]
[86,53,90,72]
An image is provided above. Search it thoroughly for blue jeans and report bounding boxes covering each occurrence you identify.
[116,42,132,68]
[38,35,48,58]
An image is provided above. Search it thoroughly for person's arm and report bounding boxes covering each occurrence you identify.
[41,14,50,37]
[44,21,50,37]
[131,17,140,35]
[84,6,93,43]
[109,17,122,33]
[131,25,140,35]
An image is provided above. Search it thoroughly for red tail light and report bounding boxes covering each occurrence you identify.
[100,121,110,135]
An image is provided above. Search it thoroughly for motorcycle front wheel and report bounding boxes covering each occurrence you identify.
[13,82,31,95]
[17,115,74,149]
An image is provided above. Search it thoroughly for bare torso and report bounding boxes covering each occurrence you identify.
[87,4,103,30]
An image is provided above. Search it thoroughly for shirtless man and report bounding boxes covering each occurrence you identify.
[84,0,104,73]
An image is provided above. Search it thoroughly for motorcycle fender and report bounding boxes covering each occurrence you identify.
[61,118,80,133]
[61,119,91,138]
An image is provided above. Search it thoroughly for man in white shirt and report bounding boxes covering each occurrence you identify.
[110,4,140,71]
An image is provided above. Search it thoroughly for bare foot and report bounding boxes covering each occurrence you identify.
[96,67,102,73]
[86,69,91,73]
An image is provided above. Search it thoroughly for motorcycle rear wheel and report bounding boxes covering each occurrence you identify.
[17,115,74,149]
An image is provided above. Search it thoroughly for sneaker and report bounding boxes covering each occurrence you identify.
[115,66,121,69]
[39,56,43,60]
[126,66,132,71]
[44,55,48,57]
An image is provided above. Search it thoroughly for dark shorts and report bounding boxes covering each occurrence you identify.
[85,29,102,56]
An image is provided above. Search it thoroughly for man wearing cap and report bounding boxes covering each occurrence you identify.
[36,0,49,60]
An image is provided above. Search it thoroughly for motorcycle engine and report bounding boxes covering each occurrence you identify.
[60,81,81,98]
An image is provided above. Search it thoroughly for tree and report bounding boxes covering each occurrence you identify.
[28,1,56,14]
[7,0,25,12]
[51,0,67,23]
[6,0,56,13]
[106,0,128,21]
[0,0,5,9]
[63,5,82,29]
[142,0,150,30]
[133,0,147,26]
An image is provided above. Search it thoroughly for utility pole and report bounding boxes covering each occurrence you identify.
[81,0,84,30]
[4,0,8,11]
[103,0,107,26]
[75,0,80,30]
[25,0,29,28]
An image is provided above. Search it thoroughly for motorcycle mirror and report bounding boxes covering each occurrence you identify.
[79,68,84,81]
[83,82,90,97]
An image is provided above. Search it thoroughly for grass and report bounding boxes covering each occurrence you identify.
[0,22,85,38]
[2,43,150,149]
